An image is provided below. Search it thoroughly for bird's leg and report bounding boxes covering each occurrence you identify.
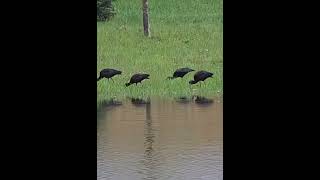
[111,78,114,83]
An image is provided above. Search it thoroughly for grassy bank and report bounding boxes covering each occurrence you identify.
[97,0,223,101]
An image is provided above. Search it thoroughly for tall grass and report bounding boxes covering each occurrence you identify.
[97,0,223,101]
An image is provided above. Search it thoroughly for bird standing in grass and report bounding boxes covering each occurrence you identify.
[189,70,214,85]
[167,67,195,80]
[125,73,150,87]
[97,68,122,82]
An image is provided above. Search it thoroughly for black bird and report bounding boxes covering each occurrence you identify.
[167,67,195,80]
[97,68,122,82]
[125,73,150,87]
[189,70,214,85]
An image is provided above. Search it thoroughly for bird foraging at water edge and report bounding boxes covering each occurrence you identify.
[189,70,214,85]
[167,67,195,80]
[97,68,122,82]
[125,73,150,87]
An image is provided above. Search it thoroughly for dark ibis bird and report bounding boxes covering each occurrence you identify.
[125,73,150,87]
[97,68,122,82]
[167,67,195,80]
[189,70,214,85]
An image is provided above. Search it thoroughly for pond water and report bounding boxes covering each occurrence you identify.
[97,97,223,180]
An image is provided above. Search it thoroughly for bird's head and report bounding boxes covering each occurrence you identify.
[189,80,196,84]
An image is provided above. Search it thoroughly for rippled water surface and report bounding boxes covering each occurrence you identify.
[97,97,223,180]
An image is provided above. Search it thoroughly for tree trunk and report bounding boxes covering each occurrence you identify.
[142,0,151,37]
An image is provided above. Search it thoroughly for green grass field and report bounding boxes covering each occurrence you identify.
[97,0,223,101]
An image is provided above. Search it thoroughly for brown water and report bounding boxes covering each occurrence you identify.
[97,97,223,180]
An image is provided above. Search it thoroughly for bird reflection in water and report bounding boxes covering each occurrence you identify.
[129,97,151,107]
